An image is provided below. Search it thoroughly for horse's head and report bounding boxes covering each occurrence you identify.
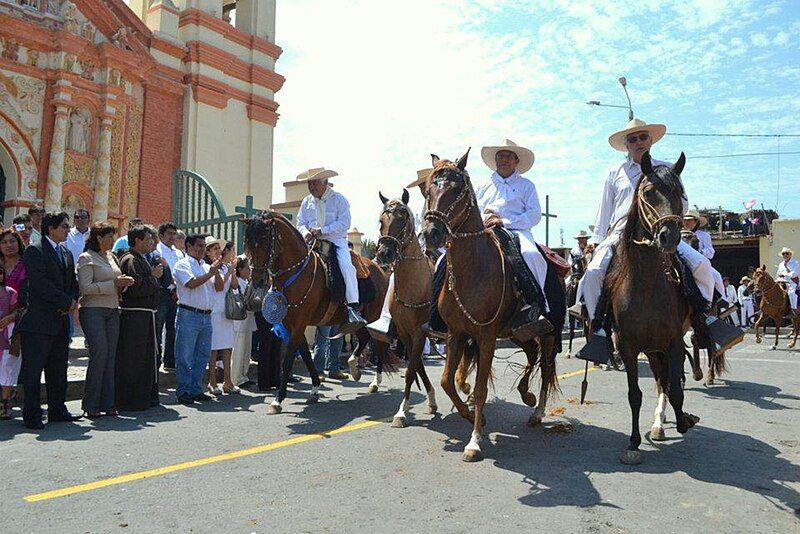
[243,211,280,283]
[628,151,687,253]
[376,190,413,266]
[752,265,770,292]
[422,148,472,249]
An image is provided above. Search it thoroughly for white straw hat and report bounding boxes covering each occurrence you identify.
[608,118,666,152]
[481,139,534,174]
[406,168,433,189]
[294,167,338,183]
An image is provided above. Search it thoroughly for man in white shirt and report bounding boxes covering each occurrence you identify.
[722,277,740,326]
[476,139,551,333]
[738,276,754,328]
[570,230,590,274]
[573,118,723,362]
[776,247,799,314]
[296,168,366,334]
[155,222,185,370]
[683,210,715,259]
[63,209,90,268]
[172,233,221,405]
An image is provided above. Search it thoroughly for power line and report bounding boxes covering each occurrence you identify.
[690,150,800,159]
[668,132,800,138]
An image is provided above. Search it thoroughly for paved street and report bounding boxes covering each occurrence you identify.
[2,336,799,533]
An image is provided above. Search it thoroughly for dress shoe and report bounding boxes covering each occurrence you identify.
[327,370,349,380]
[48,411,82,422]
[193,393,213,402]
[177,394,195,405]
[24,419,45,430]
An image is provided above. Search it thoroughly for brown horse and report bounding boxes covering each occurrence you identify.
[566,243,593,358]
[603,151,699,465]
[375,190,437,425]
[422,150,560,462]
[244,211,390,414]
[752,266,799,349]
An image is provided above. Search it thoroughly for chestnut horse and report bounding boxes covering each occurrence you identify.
[752,266,799,350]
[422,150,560,462]
[376,190,437,426]
[603,151,699,465]
[244,212,390,414]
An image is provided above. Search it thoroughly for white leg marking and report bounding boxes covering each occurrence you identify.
[464,431,482,452]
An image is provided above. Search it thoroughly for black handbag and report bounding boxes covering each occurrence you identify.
[243,281,268,313]
[225,287,247,320]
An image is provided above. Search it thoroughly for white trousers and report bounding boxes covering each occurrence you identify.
[231,329,252,386]
[576,234,715,320]
[711,267,725,299]
[514,230,549,310]
[332,239,360,304]
[381,273,394,316]
[786,282,798,309]
[739,299,754,327]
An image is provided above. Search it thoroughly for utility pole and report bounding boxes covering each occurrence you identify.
[541,195,557,247]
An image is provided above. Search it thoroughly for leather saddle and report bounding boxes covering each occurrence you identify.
[313,240,376,305]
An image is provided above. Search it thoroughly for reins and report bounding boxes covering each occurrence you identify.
[631,178,683,247]
[378,202,431,309]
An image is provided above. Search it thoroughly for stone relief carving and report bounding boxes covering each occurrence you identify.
[68,108,92,153]
[0,70,45,152]
[61,2,79,34]
[1,40,20,62]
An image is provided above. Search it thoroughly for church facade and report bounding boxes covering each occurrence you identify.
[0,0,282,226]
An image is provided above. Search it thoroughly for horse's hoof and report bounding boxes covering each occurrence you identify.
[265,404,282,415]
[788,343,796,349]
[527,413,543,427]
[306,394,319,405]
[520,392,537,407]
[391,416,407,428]
[677,413,700,433]
[367,383,379,394]
[651,427,666,441]
[770,345,777,351]
[348,357,361,382]
[462,449,482,462]
[620,450,642,465]
[692,369,704,382]
[755,337,762,344]
[704,377,715,387]
[424,404,438,415]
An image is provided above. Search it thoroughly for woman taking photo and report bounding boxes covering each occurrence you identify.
[206,238,238,394]
[77,223,134,418]
[0,230,25,419]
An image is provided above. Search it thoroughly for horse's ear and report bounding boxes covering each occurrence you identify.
[672,152,686,175]
[762,264,767,271]
[401,188,410,205]
[456,147,471,170]
[431,153,440,167]
[379,192,389,205]
[640,151,653,176]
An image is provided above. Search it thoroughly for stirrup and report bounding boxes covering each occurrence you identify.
[576,330,611,364]
[511,313,554,342]
[366,315,395,344]
[706,316,744,353]
[568,302,587,319]
[421,322,447,341]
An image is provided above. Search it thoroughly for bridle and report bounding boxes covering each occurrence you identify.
[754,270,786,308]
[378,201,431,309]
[424,167,485,239]
[632,173,684,248]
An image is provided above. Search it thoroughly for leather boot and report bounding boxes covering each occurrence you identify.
[366,314,395,343]
[511,304,553,341]
[338,305,367,337]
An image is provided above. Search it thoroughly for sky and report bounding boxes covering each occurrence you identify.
[270,0,800,245]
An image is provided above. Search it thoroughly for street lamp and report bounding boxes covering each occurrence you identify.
[585,100,629,109]
[618,76,634,121]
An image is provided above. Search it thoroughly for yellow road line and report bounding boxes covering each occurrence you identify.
[24,420,381,503]
[25,367,593,503]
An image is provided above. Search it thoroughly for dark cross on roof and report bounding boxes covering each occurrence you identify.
[542,194,557,246]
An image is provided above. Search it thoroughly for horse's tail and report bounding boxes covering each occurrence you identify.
[540,334,560,398]
[460,337,493,386]
[713,349,727,375]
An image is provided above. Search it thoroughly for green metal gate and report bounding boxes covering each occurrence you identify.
[171,170,263,254]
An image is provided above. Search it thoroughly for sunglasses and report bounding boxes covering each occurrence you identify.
[626,133,650,144]
[74,214,89,220]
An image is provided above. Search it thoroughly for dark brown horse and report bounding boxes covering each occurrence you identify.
[422,150,560,462]
[244,211,390,414]
[376,190,437,425]
[566,243,593,358]
[752,266,799,349]
[603,151,699,465]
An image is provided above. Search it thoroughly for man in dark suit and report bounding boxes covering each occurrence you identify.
[18,211,80,429]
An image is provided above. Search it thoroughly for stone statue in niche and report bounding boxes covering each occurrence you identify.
[81,22,95,42]
[63,53,76,72]
[2,40,20,62]
[109,69,121,86]
[68,109,92,154]
[111,28,132,50]
[26,49,40,67]
[61,3,79,34]
[80,60,95,81]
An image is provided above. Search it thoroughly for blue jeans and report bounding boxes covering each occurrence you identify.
[313,326,343,374]
[174,308,212,398]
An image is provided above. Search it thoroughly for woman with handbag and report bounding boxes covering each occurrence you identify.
[77,223,134,418]
[0,229,26,420]
[231,255,256,388]
[206,239,239,394]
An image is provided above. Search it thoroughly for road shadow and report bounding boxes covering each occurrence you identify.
[687,379,800,411]
[420,397,800,516]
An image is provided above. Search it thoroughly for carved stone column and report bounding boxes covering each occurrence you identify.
[92,116,114,222]
[44,103,71,211]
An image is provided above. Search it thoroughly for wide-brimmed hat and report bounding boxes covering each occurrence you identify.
[481,139,534,174]
[573,230,590,240]
[779,247,794,257]
[204,235,225,249]
[406,168,433,189]
[608,118,667,152]
[684,209,708,227]
[740,276,751,283]
[294,167,338,183]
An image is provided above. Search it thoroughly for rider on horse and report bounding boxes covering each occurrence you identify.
[570,230,591,273]
[295,167,366,334]
[572,118,731,362]
[776,247,799,315]
[477,139,552,334]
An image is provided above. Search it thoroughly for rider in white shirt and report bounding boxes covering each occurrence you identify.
[776,247,799,313]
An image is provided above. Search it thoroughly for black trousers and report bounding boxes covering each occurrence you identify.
[20,322,70,422]
[156,290,178,368]
[254,313,281,390]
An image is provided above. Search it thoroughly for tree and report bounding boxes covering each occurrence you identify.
[361,238,377,259]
